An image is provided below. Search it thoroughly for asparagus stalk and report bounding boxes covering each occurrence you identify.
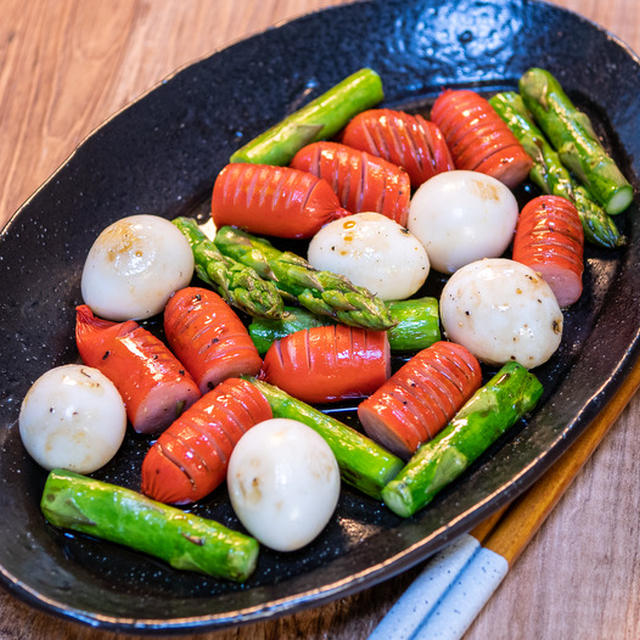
[247,379,404,500]
[519,68,633,215]
[489,92,624,248]
[215,226,396,331]
[385,298,440,351]
[41,469,258,581]
[249,306,329,354]
[248,297,440,355]
[382,362,543,518]
[230,68,384,166]
[173,217,284,319]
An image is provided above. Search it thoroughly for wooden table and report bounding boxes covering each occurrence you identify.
[1,1,638,638]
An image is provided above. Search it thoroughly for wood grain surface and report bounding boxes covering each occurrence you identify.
[1,1,639,638]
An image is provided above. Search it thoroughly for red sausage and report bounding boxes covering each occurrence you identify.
[141,377,272,504]
[512,195,584,307]
[430,89,532,188]
[341,109,454,188]
[164,287,262,394]
[211,163,350,239]
[75,305,200,434]
[260,325,390,404]
[290,141,411,226]
[357,341,482,459]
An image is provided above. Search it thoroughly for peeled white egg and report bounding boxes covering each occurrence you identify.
[408,170,518,274]
[19,364,127,473]
[440,258,563,368]
[227,418,340,552]
[81,214,194,320]
[307,212,429,300]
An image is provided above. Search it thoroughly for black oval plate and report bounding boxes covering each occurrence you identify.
[1,0,639,634]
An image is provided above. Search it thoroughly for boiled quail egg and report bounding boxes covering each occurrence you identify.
[81,214,194,320]
[408,171,518,274]
[19,364,126,473]
[307,212,429,300]
[227,418,340,552]
[440,258,563,368]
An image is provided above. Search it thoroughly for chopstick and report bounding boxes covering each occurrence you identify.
[369,356,640,640]
[367,505,509,640]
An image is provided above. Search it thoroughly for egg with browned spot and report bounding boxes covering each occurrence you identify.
[81,214,194,320]
[307,212,429,300]
[408,170,518,274]
[19,364,126,473]
[227,418,340,552]
[440,258,563,368]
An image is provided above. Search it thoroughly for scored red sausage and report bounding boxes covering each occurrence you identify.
[164,287,262,394]
[290,141,411,226]
[430,89,532,188]
[141,377,272,505]
[260,324,390,404]
[357,341,482,459]
[75,305,200,434]
[512,195,584,307]
[341,108,454,188]
[211,163,350,239]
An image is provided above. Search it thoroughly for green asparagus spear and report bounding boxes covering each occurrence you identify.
[41,469,258,581]
[382,362,543,518]
[215,226,396,331]
[248,297,440,355]
[247,379,403,500]
[519,68,633,215]
[249,306,330,354]
[489,92,624,248]
[230,68,383,166]
[385,298,440,351]
[173,217,284,319]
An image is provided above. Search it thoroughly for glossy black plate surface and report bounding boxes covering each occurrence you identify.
[1,0,639,633]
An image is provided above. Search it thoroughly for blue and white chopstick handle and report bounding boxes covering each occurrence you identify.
[368,534,480,640]
[412,545,508,640]
[368,533,508,640]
